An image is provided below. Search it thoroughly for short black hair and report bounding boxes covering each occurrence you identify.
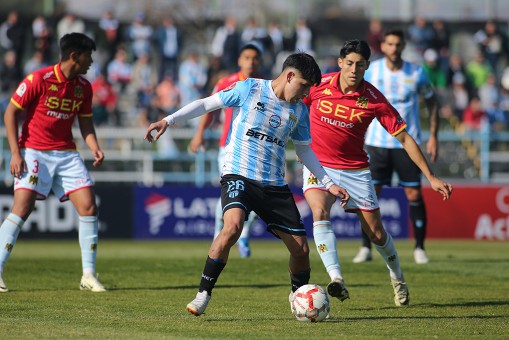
[239,41,263,56]
[60,32,96,61]
[383,29,405,42]
[339,39,371,61]
[282,52,321,86]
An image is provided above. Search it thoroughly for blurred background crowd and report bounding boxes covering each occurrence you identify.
[2,0,509,182]
[2,1,509,133]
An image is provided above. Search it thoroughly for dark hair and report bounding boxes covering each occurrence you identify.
[282,52,321,86]
[59,33,96,61]
[383,29,405,42]
[239,41,263,56]
[339,39,371,61]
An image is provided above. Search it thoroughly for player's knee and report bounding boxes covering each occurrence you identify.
[369,229,386,246]
[12,202,36,221]
[221,222,243,240]
[78,203,98,217]
[405,188,422,202]
[311,206,330,221]
[291,243,310,261]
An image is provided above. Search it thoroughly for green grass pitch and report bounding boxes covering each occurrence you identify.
[0,240,507,339]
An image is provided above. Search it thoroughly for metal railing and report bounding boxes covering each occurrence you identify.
[1,123,508,186]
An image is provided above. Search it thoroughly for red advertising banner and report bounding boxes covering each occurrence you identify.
[423,185,509,240]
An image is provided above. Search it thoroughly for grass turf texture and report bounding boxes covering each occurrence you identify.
[0,240,507,339]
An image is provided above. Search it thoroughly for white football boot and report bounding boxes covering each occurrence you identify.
[80,273,107,292]
[187,291,211,316]
[352,246,373,263]
[391,276,410,306]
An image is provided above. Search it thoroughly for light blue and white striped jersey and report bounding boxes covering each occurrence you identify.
[218,78,311,186]
[364,59,434,148]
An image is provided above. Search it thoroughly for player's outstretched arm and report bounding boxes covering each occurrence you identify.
[144,120,169,143]
[78,115,104,168]
[396,130,452,200]
[145,94,225,144]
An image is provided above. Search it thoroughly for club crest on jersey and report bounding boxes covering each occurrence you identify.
[28,175,39,186]
[269,114,281,128]
[5,243,13,252]
[223,83,237,92]
[49,84,58,91]
[74,86,83,98]
[356,96,369,108]
[307,175,318,185]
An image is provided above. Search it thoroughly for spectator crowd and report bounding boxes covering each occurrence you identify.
[2,10,509,134]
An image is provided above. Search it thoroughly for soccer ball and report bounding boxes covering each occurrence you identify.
[291,284,330,322]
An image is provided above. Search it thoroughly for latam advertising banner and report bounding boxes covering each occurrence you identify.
[0,186,132,239]
[423,185,509,240]
[134,185,409,240]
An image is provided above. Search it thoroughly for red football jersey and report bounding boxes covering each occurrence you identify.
[303,72,407,169]
[212,72,247,147]
[10,64,93,151]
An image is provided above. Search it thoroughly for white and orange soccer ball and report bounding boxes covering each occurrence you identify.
[291,284,330,322]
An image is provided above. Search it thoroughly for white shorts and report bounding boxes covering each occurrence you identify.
[14,148,94,201]
[302,166,379,213]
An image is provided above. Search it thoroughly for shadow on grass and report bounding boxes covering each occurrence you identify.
[416,300,509,308]
[107,283,289,291]
[180,313,509,323]
[350,300,509,311]
[441,257,509,264]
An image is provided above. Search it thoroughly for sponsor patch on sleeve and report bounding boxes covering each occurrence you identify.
[16,83,27,97]
[222,82,237,92]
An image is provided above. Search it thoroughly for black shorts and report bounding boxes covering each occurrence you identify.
[220,174,306,238]
[366,146,422,187]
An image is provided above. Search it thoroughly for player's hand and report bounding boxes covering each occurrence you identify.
[430,176,453,200]
[188,134,205,154]
[328,184,350,208]
[427,136,438,163]
[144,120,169,143]
[9,152,26,179]
[92,150,104,168]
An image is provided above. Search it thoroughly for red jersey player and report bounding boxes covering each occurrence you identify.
[188,41,265,257]
[0,33,106,293]
[301,40,452,307]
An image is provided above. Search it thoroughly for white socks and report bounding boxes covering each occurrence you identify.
[79,215,98,275]
[313,221,342,280]
[374,233,403,279]
[0,213,24,273]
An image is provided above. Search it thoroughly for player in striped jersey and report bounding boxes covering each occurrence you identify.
[302,39,452,307]
[188,41,266,258]
[145,52,350,316]
[357,29,440,264]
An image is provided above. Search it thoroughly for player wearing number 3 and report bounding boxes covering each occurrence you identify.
[0,33,106,293]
